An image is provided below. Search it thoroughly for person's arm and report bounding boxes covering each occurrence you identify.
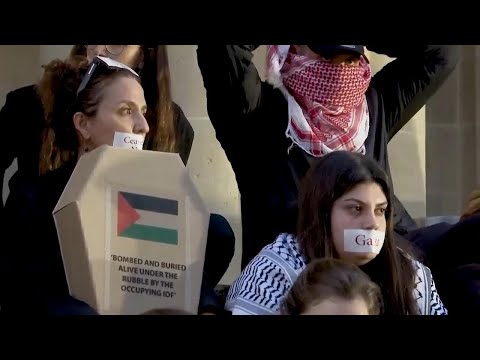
[225,253,290,315]
[0,180,67,313]
[196,45,262,163]
[366,45,460,141]
[0,90,22,209]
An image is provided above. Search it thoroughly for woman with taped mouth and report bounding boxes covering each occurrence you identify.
[225,151,447,315]
[0,45,235,313]
[0,56,222,315]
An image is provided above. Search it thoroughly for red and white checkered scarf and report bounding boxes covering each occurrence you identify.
[266,45,372,157]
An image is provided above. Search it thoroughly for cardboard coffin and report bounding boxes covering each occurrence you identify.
[53,145,209,315]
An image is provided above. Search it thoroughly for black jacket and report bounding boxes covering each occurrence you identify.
[0,84,194,212]
[426,214,480,314]
[1,161,78,313]
[197,45,460,268]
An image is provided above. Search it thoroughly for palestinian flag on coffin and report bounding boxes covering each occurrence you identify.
[117,191,178,245]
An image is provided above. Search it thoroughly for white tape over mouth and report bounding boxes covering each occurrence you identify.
[344,229,385,254]
[113,132,145,150]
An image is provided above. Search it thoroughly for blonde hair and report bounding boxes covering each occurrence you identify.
[461,190,480,221]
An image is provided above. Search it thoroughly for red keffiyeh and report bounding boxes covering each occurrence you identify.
[266,45,372,157]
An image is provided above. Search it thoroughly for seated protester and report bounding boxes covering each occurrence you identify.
[425,190,480,314]
[197,44,459,269]
[88,45,234,298]
[0,45,235,295]
[281,258,382,315]
[0,56,226,315]
[225,151,447,315]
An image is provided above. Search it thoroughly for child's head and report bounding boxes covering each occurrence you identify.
[281,258,382,315]
[140,308,194,315]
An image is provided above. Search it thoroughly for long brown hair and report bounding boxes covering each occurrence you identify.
[138,45,176,154]
[296,151,418,315]
[281,258,382,315]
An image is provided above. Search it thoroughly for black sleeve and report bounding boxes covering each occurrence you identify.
[366,45,460,140]
[0,185,58,312]
[430,215,480,270]
[173,103,194,166]
[196,45,262,161]
[0,91,21,208]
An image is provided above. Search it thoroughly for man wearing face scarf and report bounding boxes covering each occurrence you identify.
[197,45,460,268]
